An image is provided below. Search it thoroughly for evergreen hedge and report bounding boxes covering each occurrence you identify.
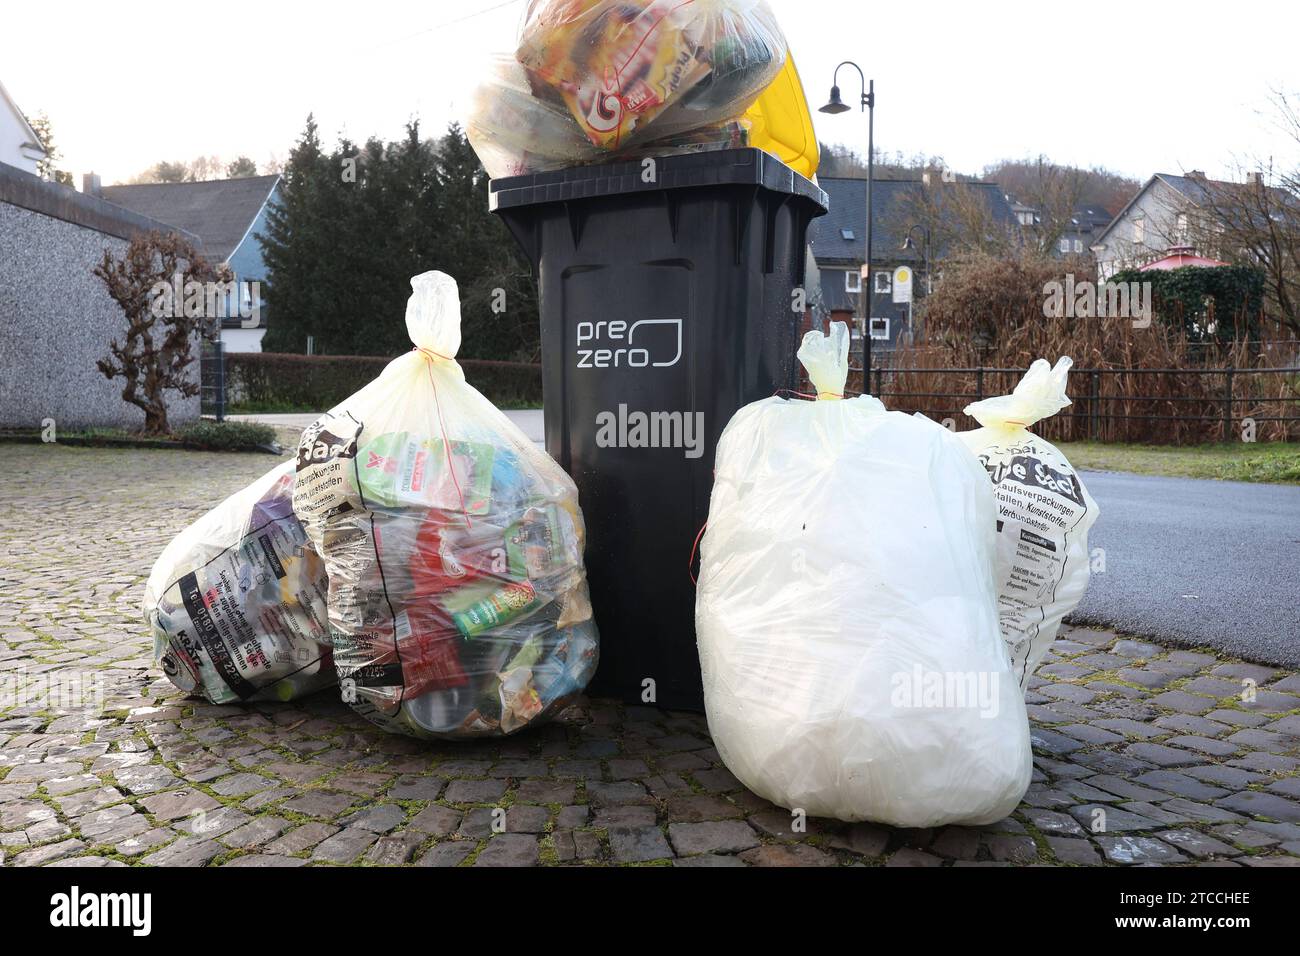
[227,352,543,411]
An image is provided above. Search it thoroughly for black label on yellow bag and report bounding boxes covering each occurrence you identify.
[257,533,287,579]
[989,454,1086,507]
[297,413,361,471]
[177,572,257,700]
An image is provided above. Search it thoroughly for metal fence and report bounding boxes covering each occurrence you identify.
[844,364,1300,443]
[200,339,226,421]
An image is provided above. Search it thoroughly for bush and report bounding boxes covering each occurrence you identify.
[862,249,1299,444]
[227,352,543,411]
[177,420,277,452]
[1109,264,1265,343]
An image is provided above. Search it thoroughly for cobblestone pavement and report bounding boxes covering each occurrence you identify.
[2,444,1299,867]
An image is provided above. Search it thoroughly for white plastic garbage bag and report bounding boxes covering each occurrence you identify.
[957,357,1100,688]
[696,322,1032,826]
[144,461,336,704]
[292,271,597,739]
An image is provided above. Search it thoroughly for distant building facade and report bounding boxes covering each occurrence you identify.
[807,175,1017,350]
[0,78,48,175]
[1090,171,1273,280]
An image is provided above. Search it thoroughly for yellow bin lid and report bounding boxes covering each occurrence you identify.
[743,54,820,180]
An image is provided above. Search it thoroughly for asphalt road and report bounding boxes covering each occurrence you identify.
[1071,470,1300,667]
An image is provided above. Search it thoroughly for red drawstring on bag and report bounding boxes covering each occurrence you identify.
[688,521,707,586]
[413,346,471,527]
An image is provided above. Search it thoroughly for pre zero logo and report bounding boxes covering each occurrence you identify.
[576,319,682,369]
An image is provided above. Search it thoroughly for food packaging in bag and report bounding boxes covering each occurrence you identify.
[292,271,598,739]
[143,461,335,704]
[465,0,787,177]
[517,0,785,150]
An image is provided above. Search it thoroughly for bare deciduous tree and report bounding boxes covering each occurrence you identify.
[1144,91,1300,336]
[93,231,228,435]
[897,173,1021,260]
[979,156,1089,257]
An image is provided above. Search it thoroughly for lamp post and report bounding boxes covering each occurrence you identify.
[820,63,874,392]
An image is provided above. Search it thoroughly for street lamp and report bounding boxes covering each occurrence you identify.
[820,62,874,391]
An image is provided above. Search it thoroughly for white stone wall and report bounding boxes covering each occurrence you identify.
[0,201,200,430]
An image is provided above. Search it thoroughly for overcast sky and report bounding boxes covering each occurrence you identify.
[7,0,1298,186]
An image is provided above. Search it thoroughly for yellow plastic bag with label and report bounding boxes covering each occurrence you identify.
[143,461,336,705]
[293,272,598,739]
[957,357,1100,688]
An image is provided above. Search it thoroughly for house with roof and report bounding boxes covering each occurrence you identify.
[1008,197,1038,228]
[1003,196,1112,257]
[1057,205,1112,257]
[807,176,1018,349]
[96,174,281,351]
[0,78,48,175]
[1091,171,1274,280]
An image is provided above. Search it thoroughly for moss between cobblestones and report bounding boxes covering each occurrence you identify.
[457,839,490,866]
[85,848,139,865]
[1077,672,1147,692]
[1025,637,1300,862]
[1019,822,1057,865]
[211,848,250,867]
[6,608,1300,867]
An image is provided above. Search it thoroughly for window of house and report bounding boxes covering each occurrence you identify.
[1133,217,1145,245]
[1073,239,1083,253]
[1059,237,1071,253]
[874,270,891,293]
[840,228,855,240]
[1177,212,1188,238]
[845,269,861,293]
[869,316,890,340]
